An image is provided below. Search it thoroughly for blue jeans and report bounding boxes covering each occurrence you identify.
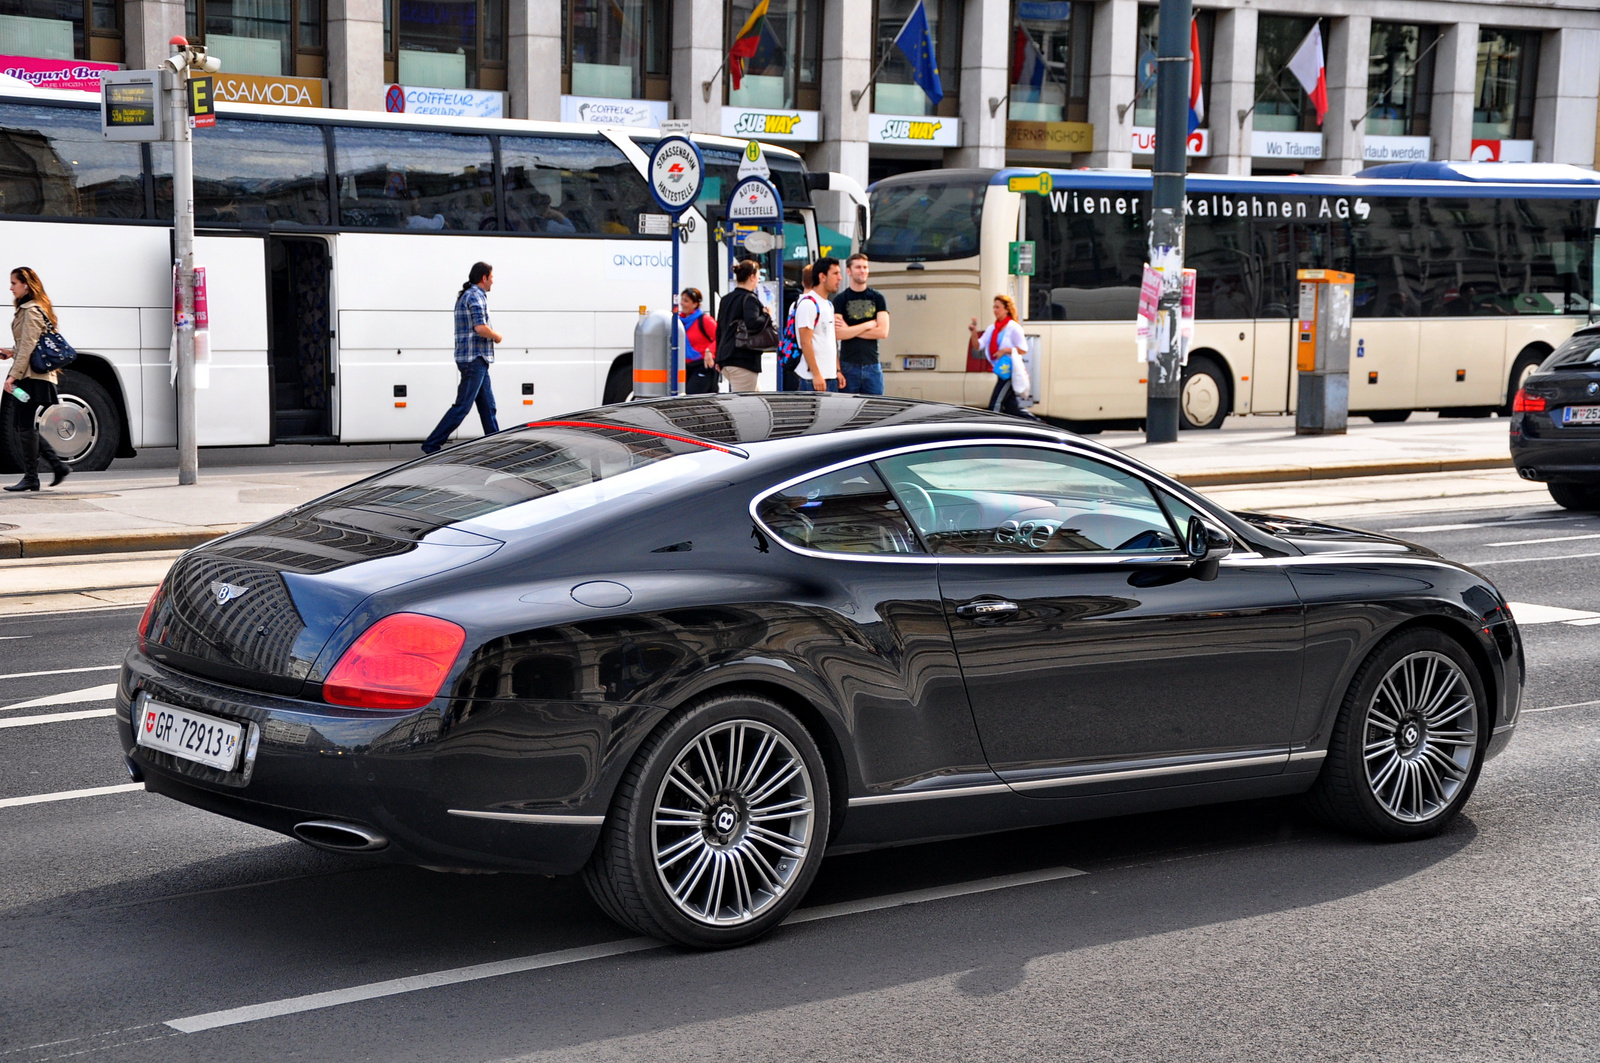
[796,377,837,392]
[841,362,883,395]
[423,358,498,452]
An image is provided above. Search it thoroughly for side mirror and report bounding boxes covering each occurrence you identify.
[1185,516,1232,580]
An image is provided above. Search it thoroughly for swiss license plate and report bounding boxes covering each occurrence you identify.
[136,698,243,772]
[1562,405,1600,426]
[903,356,937,371]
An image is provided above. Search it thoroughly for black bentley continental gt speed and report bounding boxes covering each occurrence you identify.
[119,395,1523,947]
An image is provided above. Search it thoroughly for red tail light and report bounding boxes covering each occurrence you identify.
[323,613,466,710]
[1513,388,1546,412]
[137,581,163,650]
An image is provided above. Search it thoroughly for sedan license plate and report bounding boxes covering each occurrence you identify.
[903,356,937,371]
[1562,405,1600,426]
[136,698,243,772]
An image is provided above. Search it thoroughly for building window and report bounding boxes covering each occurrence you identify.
[1254,15,1321,132]
[1009,0,1092,123]
[384,0,507,90]
[0,0,122,62]
[1133,5,1211,128]
[724,0,821,110]
[1475,28,1538,141]
[561,0,670,100]
[187,0,323,77]
[1366,23,1436,137]
[872,0,960,117]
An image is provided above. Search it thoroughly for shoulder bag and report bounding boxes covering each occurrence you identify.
[733,291,780,351]
[29,318,76,375]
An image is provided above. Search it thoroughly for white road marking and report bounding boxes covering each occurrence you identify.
[1,683,118,712]
[1522,699,1600,714]
[0,634,33,640]
[1468,550,1600,567]
[1505,602,1600,625]
[0,664,118,681]
[164,863,1089,1034]
[1388,517,1569,533]
[0,707,116,728]
[0,783,141,809]
[1485,531,1600,548]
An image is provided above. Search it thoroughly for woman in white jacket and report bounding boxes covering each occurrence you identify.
[967,292,1029,416]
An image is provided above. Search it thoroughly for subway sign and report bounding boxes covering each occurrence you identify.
[720,107,819,142]
[869,113,959,147]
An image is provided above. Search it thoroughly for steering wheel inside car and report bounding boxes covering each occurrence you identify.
[892,481,936,531]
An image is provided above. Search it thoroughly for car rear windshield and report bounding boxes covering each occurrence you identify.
[864,173,988,262]
[1543,332,1600,369]
[322,422,743,534]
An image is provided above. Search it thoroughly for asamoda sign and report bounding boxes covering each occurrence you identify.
[211,73,324,109]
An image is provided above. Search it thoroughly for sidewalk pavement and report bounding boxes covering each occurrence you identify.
[0,416,1512,561]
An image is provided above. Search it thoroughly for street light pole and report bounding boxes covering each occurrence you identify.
[167,37,197,485]
[1145,0,1192,444]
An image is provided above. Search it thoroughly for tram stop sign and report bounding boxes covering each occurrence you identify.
[647,136,704,217]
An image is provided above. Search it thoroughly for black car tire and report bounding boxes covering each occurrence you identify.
[1306,628,1487,841]
[1547,483,1600,511]
[0,369,120,473]
[1179,356,1229,430]
[602,358,634,405]
[1366,410,1412,423]
[582,692,831,948]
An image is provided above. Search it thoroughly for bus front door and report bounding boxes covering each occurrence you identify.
[267,236,334,441]
[1250,221,1295,414]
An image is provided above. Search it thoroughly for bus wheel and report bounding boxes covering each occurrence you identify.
[603,358,634,405]
[1367,410,1411,423]
[1500,351,1546,416]
[1179,356,1228,430]
[1,370,120,473]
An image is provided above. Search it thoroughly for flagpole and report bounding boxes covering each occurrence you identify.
[701,58,725,104]
[1350,32,1444,129]
[850,0,922,111]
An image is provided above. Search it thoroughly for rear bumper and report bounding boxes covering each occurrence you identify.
[118,650,605,874]
[1510,415,1600,481]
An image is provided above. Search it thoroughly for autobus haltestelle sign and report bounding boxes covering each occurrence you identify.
[649,137,703,215]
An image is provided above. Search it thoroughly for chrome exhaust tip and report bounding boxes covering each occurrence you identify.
[293,820,389,852]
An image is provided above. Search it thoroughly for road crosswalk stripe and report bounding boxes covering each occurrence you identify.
[0,707,116,728]
[0,664,119,681]
[0,783,141,809]
[2,683,119,712]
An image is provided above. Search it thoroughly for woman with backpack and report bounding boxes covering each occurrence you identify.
[2,267,69,491]
[677,288,720,395]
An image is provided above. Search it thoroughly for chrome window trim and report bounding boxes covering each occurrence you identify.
[748,436,1233,566]
[448,809,606,826]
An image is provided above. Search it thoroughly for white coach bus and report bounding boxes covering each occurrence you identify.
[864,164,1600,430]
[0,85,863,470]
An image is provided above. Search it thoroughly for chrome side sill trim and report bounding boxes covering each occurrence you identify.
[1287,749,1328,762]
[848,782,1013,808]
[1492,723,1517,735]
[448,809,606,826]
[1005,751,1288,792]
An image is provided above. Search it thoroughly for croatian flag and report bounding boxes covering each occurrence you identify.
[1187,18,1204,132]
[1011,28,1046,98]
[1287,23,1328,126]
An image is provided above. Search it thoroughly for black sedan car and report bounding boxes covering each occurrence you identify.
[1511,324,1600,510]
[119,395,1522,947]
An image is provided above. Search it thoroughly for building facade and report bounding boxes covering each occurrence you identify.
[4,0,1597,224]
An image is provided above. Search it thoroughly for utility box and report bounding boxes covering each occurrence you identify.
[1294,269,1354,436]
[631,310,682,399]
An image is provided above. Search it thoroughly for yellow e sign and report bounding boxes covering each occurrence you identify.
[187,76,216,128]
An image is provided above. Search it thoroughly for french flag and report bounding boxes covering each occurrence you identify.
[1187,18,1204,132]
[1287,23,1328,126]
[1011,28,1046,98]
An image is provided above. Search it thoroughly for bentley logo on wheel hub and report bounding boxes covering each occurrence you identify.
[209,581,253,605]
[712,807,737,834]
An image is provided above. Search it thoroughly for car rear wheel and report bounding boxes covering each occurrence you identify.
[1306,628,1486,840]
[1547,483,1600,511]
[582,692,830,948]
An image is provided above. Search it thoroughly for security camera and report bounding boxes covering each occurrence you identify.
[198,55,221,73]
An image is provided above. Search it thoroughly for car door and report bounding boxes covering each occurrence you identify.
[874,443,1305,797]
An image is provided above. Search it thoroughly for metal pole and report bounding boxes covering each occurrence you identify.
[669,216,681,396]
[169,46,197,483]
[1145,0,1191,444]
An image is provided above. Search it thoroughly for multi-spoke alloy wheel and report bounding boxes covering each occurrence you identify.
[652,720,814,926]
[1308,629,1487,840]
[583,693,830,948]
[1361,651,1478,823]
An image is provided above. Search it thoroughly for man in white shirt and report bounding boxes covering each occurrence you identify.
[796,256,845,392]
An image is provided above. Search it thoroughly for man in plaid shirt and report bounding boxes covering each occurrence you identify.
[423,261,504,454]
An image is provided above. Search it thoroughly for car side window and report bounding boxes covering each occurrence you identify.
[874,446,1181,556]
[757,463,925,556]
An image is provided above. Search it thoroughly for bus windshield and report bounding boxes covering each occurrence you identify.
[865,173,987,261]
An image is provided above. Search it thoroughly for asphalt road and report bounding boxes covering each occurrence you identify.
[3,490,1599,1063]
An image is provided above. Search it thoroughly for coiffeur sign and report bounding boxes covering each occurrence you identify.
[211,72,324,108]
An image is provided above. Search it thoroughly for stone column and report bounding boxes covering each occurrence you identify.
[1308,15,1370,175]
[1084,0,1136,168]
[670,0,724,133]
[1430,21,1478,161]
[1195,5,1254,175]
[946,0,1007,168]
[327,0,385,111]
[1533,28,1600,166]
[124,0,185,69]
[507,0,561,119]
[806,0,872,234]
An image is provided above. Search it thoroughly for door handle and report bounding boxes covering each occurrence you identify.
[956,599,1019,619]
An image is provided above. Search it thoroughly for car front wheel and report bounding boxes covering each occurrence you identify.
[1307,628,1486,840]
[583,692,830,948]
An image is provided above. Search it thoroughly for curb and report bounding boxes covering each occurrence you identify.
[0,525,249,560]
[1169,455,1513,488]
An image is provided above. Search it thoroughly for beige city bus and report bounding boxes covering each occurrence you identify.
[863,163,1600,429]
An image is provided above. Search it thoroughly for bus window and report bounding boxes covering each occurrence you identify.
[334,127,496,231]
[1350,198,1425,318]
[0,103,144,219]
[1022,187,1143,320]
[499,135,652,236]
[153,118,329,227]
[865,173,986,262]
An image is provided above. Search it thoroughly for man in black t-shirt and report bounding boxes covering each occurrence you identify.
[833,252,890,395]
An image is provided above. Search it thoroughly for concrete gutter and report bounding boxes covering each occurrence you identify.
[1170,455,1513,488]
[0,525,250,560]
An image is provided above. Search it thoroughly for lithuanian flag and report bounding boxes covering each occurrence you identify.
[729,0,769,91]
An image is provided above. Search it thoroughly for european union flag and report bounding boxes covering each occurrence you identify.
[893,0,943,106]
